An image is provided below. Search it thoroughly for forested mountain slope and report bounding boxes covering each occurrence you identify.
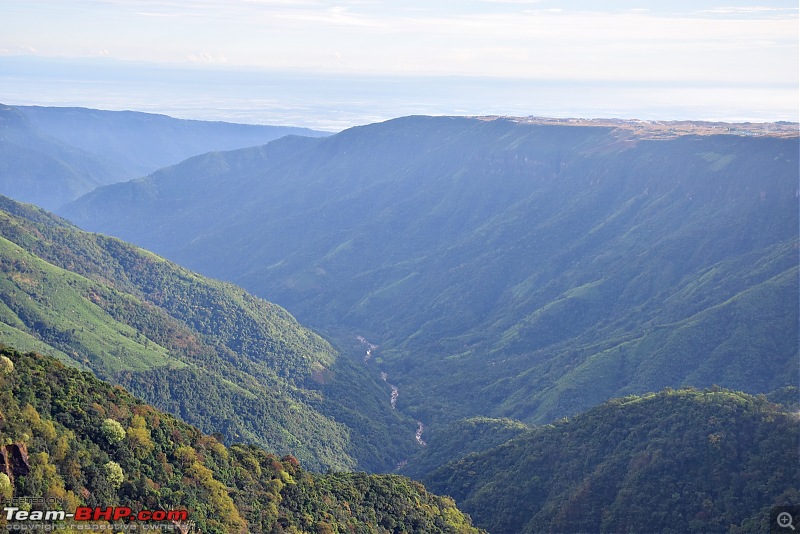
[400,417,530,481]
[0,195,416,472]
[0,347,480,533]
[62,116,800,429]
[0,104,326,209]
[424,388,800,534]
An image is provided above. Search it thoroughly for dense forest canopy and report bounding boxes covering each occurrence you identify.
[0,347,482,533]
[424,388,800,534]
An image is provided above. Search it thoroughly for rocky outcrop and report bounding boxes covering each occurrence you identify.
[0,443,30,483]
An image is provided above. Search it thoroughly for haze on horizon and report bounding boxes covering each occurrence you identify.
[1,0,798,130]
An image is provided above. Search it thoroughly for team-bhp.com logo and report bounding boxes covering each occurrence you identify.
[4,505,191,531]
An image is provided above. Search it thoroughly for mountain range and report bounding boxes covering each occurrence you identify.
[0,107,797,532]
[62,115,799,431]
[0,104,326,210]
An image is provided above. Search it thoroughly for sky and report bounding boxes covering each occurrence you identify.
[1,0,798,130]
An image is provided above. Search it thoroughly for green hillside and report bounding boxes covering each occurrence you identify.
[400,417,529,481]
[0,195,417,472]
[0,347,481,533]
[424,388,800,534]
[62,116,800,430]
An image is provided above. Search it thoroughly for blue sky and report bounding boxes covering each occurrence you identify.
[1,1,797,128]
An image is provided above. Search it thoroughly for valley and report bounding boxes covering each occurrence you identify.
[2,0,797,530]
[61,115,799,431]
[0,195,419,473]
[0,106,796,533]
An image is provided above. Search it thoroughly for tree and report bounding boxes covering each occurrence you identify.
[101,419,126,444]
[0,472,12,499]
[0,356,12,375]
[104,461,124,488]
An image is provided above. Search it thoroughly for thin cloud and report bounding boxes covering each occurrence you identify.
[699,5,798,16]
[187,52,228,63]
[480,0,548,4]
[135,11,181,17]
[1,0,796,84]
[702,5,791,11]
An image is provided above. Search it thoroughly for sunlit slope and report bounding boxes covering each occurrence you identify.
[62,116,799,426]
[0,196,415,471]
[0,347,481,534]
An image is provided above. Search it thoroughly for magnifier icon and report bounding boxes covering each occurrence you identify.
[778,512,796,530]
